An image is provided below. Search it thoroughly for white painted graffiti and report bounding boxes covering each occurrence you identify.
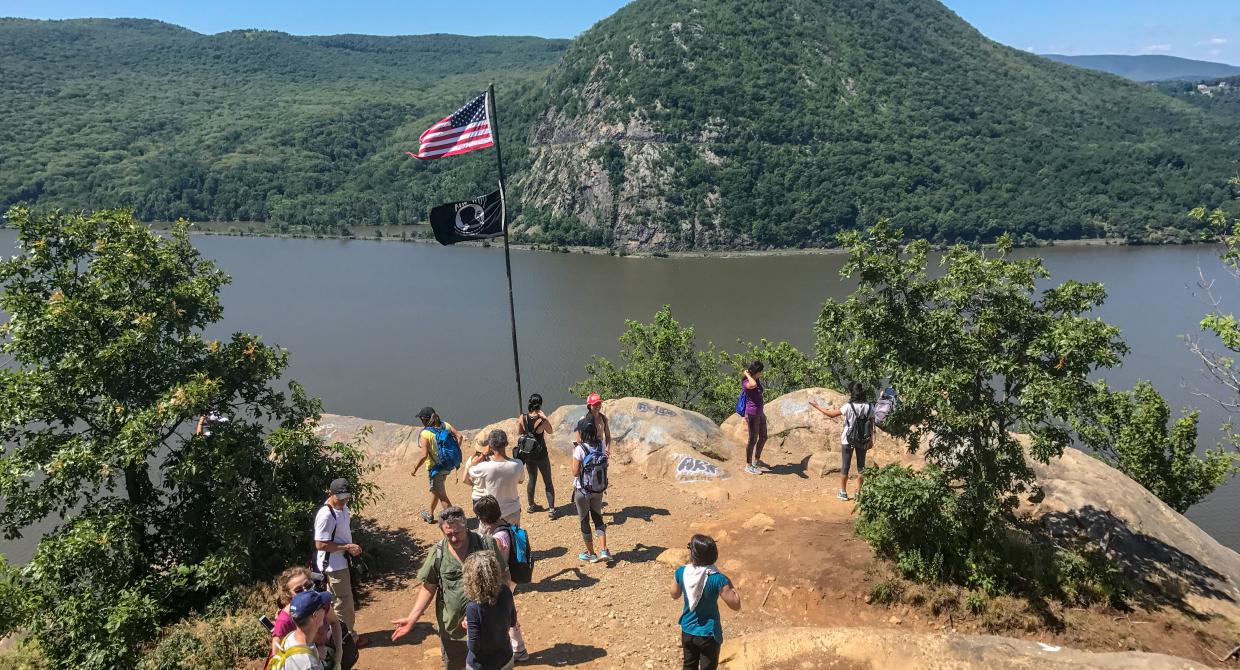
[671,453,728,482]
[636,402,677,417]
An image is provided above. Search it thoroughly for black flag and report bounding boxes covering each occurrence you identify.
[428,189,504,245]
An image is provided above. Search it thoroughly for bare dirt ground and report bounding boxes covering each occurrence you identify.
[342,442,1240,669]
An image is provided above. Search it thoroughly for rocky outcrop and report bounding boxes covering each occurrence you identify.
[726,627,1208,669]
[319,396,734,488]
[720,388,918,476]
[1026,446,1240,620]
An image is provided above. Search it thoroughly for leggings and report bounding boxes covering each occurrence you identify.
[573,489,606,541]
[524,455,555,509]
[745,413,768,464]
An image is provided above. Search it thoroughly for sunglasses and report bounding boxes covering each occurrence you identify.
[293,580,316,594]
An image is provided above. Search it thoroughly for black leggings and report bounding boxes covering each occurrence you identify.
[524,455,555,509]
[681,632,720,670]
[745,413,768,464]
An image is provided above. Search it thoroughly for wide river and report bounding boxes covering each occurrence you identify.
[1,229,1236,560]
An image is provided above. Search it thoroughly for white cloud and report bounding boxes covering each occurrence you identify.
[1144,44,1172,54]
[1197,37,1229,46]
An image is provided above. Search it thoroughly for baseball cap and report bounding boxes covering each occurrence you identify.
[289,590,332,622]
[586,392,602,407]
[329,478,351,498]
[416,406,436,420]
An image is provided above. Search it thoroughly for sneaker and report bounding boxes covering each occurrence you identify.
[744,465,762,475]
[598,549,612,563]
[836,490,849,501]
[579,551,598,562]
[526,504,537,514]
[420,510,436,524]
[548,509,559,520]
[513,649,530,662]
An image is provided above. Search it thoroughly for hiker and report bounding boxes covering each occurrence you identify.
[267,567,343,668]
[670,534,742,670]
[390,507,506,670]
[741,361,768,475]
[472,495,529,663]
[270,589,334,670]
[572,421,611,563]
[313,478,367,648]
[809,381,874,501]
[411,406,464,524]
[463,550,517,670]
[515,393,556,519]
[574,392,611,450]
[463,429,525,525]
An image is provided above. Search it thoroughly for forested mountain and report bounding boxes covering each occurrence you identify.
[0,19,566,230]
[1155,76,1240,121]
[518,0,1240,249]
[1044,54,1240,82]
[2,8,1240,249]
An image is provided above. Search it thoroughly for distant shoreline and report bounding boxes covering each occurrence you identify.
[135,222,1155,259]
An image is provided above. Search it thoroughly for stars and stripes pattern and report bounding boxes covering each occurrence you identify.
[408,93,493,160]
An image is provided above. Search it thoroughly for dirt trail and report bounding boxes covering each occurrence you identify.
[345,446,1238,669]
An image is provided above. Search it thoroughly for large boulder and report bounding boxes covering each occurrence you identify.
[318,396,735,487]
[720,388,915,476]
[727,627,1206,670]
[1027,446,1240,620]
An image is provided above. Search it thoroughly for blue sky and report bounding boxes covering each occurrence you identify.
[3,0,1237,64]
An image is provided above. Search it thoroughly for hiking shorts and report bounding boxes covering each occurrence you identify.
[841,443,868,477]
[429,472,448,497]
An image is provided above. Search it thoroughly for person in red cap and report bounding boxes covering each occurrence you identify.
[574,392,611,451]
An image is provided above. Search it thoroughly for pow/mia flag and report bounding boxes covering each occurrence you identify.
[428,189,504,245]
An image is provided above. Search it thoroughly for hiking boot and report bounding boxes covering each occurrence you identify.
[513,648,530,662]
[420,510,436,524]
[578,551,598,562]
[836,490,849,501]
[598,549,612,563]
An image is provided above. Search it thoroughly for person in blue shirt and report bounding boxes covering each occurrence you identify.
[670,534,742,670]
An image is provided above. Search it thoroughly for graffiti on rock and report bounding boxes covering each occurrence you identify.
[637,402,677,417]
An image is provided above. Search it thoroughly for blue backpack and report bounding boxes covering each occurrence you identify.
[426,424,461,474]
[577,442,609,494]
[735,386,747,416]
[494,521,535,584]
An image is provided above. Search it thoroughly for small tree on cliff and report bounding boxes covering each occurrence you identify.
[0,208,373,670]
[816,222,1127,584]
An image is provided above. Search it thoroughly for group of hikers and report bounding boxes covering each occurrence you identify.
[266,363,891,670]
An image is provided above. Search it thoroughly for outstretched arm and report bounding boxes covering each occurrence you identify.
[808,400,843,418]
[391,583,436,641]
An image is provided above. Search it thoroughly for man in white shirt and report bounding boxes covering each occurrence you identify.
[314,478,366,647]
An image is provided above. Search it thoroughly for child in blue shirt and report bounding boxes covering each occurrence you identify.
[670,534,742,670]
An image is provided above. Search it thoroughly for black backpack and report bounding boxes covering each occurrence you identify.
[845,402,874,448]
[514,414,545,460]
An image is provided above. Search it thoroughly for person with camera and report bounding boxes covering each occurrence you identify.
[462,429,525,526]
[266,567,344,669]
[314,478,369,649]
[515,393,556,519]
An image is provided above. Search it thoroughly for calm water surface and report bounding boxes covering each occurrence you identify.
[1,230,1236,558]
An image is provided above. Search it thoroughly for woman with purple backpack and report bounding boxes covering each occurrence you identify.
[572,421,611,564]
[741,361,768,475]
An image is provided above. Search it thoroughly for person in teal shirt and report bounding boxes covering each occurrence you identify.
[670,534,742,670]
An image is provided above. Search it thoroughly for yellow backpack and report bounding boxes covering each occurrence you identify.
[265,643,315,670]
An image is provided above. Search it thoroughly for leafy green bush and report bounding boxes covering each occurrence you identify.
[1076,381,1237,513]
[140,614,267,670]
[856,465,970,585]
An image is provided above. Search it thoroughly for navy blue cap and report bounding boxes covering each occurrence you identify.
[289,590,332,622]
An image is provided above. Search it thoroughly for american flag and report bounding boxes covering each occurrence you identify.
[408,93,494,160]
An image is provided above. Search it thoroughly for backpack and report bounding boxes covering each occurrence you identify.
[514,414,544,460]
[735,387,747,416]
[874,387,897,427]
[577,442,609,494]
[265,642,314,670]
[494,521,535,584]
[845,402,874,448]
[426,424,461,472]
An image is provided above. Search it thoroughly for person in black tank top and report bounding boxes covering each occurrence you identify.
[517,393,556,519]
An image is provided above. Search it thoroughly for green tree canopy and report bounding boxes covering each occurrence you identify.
[0,208,372,669]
